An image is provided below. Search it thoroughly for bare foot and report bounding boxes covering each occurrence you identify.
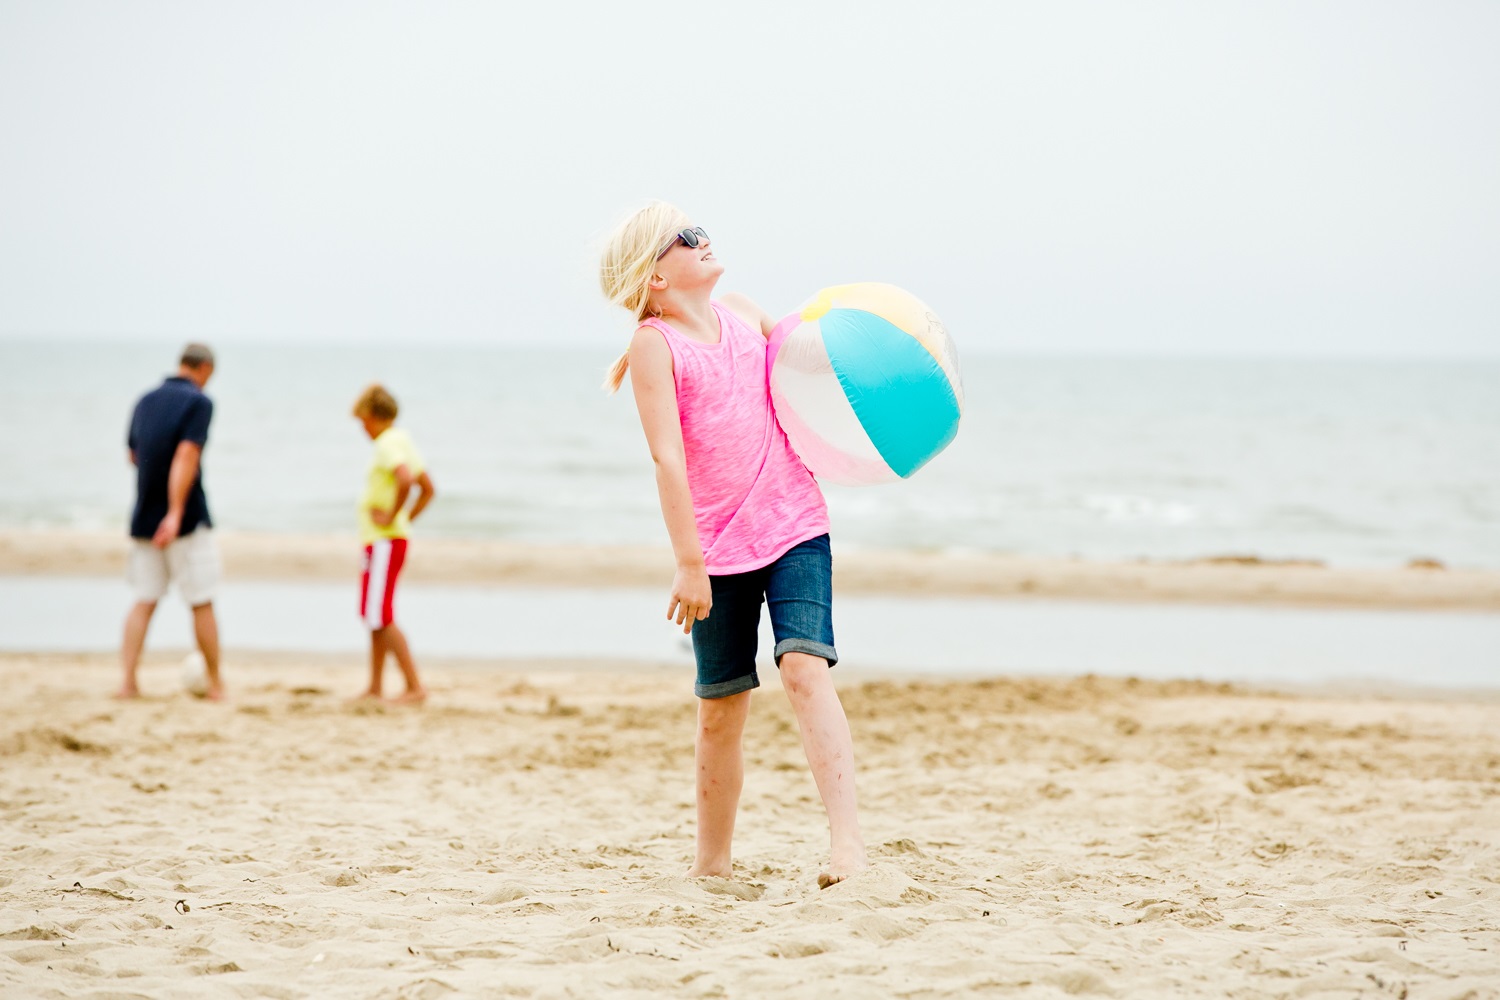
[685,864,733,879]
[346,691,384,705]
[817,855,869,890]
[387,688,428,706]
[113,686,141,700]
[204,684,227,702]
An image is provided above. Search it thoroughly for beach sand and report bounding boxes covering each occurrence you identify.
[4,529,1499,610]
[2,653,1497,998]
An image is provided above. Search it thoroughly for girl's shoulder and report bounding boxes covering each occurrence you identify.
[630,319,672,351]
[715,293,772,339]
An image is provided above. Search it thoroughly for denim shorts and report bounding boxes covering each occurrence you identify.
[692,534,838,699]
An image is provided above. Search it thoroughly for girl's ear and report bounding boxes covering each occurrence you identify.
[647,272,668,291]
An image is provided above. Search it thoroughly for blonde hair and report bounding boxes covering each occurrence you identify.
[352,383,399,421]
[598,200,692,393]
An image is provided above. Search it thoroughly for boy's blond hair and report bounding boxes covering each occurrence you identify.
[352,384,399,421]
[598,200,693,394]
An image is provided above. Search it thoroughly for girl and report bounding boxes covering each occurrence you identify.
[599,202,868,888]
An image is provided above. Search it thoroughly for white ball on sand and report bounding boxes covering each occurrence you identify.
[180,650,209,697]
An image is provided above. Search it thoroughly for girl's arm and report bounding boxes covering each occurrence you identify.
[628,325,713,634]
[718,292,777,339]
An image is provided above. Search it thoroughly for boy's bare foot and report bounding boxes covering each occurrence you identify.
[387,689,427,705]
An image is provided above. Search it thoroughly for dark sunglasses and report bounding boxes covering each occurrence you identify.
[657,226,710,259]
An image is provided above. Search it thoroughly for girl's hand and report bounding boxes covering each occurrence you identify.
[668,565,712,635]
[370,506,395,527]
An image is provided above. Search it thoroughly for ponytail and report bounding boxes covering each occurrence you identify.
[597,200,691,394]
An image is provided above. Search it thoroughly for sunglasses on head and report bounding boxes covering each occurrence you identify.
[657,226,710,259]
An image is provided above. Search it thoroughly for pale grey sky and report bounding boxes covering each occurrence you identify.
[1,1,1496,357]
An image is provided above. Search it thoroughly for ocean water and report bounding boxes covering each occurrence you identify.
[2,339,1497,569]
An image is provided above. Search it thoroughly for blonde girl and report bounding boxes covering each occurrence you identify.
[600,201,867,887]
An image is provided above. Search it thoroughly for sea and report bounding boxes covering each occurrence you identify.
[2,339,1498,570]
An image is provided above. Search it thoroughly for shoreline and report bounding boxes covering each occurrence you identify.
[3,528,1498,611]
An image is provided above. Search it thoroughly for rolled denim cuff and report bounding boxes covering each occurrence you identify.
[694,672,761,700]
[773,639,838,668]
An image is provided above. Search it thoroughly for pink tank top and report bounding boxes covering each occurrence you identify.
[642,302,830,575]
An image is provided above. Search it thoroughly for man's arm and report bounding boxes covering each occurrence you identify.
[152,441,202,548]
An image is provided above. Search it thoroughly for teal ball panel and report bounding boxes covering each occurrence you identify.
[818,308,962,478]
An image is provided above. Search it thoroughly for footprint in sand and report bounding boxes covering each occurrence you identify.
[697,877,766,901]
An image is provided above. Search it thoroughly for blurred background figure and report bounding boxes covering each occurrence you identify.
[118,343,223,700]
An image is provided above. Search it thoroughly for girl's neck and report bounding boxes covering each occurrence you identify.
[657,295,719,343]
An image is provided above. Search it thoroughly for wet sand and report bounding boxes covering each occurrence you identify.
[2,653,1497,998]
[4,528,1499,609]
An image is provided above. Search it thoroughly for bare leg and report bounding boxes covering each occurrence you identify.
[779,652,868,887]
[353,629,389,699]
[380,624,426,703]
[191,602,224,701]
[117,600,157,698]
[688,690,751,878]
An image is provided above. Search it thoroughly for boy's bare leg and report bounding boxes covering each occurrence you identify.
[191,602,224,701]
[779,652,868,887]
[688,690,751,878]
[353,629,388,700]
[116,600,157,698]
[381,624,426,703]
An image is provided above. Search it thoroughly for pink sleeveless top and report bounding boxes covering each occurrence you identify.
[642,302,830,575]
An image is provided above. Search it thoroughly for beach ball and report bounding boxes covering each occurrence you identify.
[180,650,209,697]
[768,283,963,486]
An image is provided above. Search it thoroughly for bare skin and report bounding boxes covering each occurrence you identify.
[117,360,224,701]
[356,623,427,704]
[190,601,225,701]
[115,599,155,699]
[685,654,868,884]
[630,225,869,887]
[780,652,867,886]
[353,412,434,705]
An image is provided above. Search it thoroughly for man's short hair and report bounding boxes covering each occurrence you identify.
[180,343,215,369]
[352,383,399,421]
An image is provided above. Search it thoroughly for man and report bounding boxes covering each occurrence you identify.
[118,343,224,700]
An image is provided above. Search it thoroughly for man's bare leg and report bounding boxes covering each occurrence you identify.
[381,624,426,704]
[779,653,868,887]
[117,600,157,698]
[687,690,751,878]
[191,602,224,701]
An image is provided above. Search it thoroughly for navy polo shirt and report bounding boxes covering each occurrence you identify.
[127,376,214,540]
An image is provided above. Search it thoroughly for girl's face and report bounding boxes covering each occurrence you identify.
[654,225,724,291]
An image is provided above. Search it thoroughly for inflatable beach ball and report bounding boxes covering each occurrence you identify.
[180,650,209,697]
[768,283,963,486]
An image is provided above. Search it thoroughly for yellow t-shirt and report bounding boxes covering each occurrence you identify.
[359,427,425,544]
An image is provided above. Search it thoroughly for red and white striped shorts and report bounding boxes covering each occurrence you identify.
[359,538,408,630]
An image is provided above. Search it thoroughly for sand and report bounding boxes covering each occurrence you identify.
[4,529,1499,610]
[2,653,1497,999]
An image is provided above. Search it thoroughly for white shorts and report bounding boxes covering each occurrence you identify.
[128,529,221,607]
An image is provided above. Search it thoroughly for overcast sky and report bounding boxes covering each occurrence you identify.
[1,1,1495,357]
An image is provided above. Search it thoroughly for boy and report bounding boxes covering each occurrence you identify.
[352,384,435,704]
